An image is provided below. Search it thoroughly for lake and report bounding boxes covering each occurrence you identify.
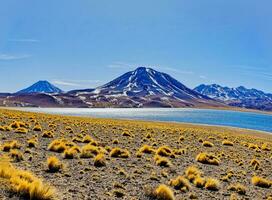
[16,108,272,133]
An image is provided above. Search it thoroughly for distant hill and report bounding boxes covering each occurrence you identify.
[16,81,63,94]
[194,84,272,111]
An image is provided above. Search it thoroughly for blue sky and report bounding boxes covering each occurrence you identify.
[0,0,271,93]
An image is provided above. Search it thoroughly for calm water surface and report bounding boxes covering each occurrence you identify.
[17,108,272,133]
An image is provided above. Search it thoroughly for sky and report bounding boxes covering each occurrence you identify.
[0,0,272,93]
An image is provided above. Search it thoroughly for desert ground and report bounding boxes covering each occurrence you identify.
[0,109,271,200]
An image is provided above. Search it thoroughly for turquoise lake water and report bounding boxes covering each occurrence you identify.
[17,108,272,133]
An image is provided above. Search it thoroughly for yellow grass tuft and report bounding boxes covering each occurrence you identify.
[205,178,220,191]
[169,176,191,191]
[0,157,56,199]
[196,152,220,165]
[251,176,271,188]
[80,144,99,158]
[185,166,202,182]
[14,127,28,134]
[156,146,173,157]
[42,131,54,138]
[228,183,246,195]
[202,141,214,147]
[47,156,62,172]
[110,147,130,158]
[9,150,24,162]
[154,184,175,200]
[94,153,106,167]
[154,155,172,167]
[2,140,20,152]
[222,140,234,146]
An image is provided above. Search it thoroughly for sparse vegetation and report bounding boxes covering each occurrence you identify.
[0,109,271,199]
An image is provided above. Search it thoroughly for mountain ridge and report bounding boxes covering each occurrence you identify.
[194,84,272,111]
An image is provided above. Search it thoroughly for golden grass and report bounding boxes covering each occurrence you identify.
[251,176,271,188]
[228,183,246,195]
[154,184,175,200]
[202,141,214,147]
[156,146,173,157]
[205,178,220,191]
[0,157,56,199]
[110,147,130,158]
[14,127,28,134]
[2,140,20,152]
[222,140,234,146]
[169,176,191,191]
[196,152,220,165]
[154,155,172,167]
[94,153,106,167]
[47,156,62,173]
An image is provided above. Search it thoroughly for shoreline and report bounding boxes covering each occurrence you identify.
[3,105,272,116]
[2,108,272,140]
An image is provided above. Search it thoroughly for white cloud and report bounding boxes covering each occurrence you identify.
[0,54,32,61]
[52,80,103,87]
[52,81,80,87]
[8,39,40,43]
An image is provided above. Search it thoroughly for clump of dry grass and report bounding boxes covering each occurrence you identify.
[228,183,246,195]
[80,144,99,158]
[42,131,54,138]
[9,150,24,162]
[196,152,220,165]
[94,153,106,167]
[205,178,220,191]
[193,176,206,188]
[169,176,191,191]
[153,184,175,200]
[138,145,155,154]
[2,140,20,152]
[110,147,130,158]
[202,141,214,147]
[251,176,271,188]
[14,127,28,134]
[33,124,42,131]
[0,157,56,199]
[222,140,234,146]
[62,146,79,159]
[47,156,63,172]
[185,166,202,182]
[154,155,172,167]
[261,143,271,151]
[156,146,173,157]
[48,139,67,153]
[27,138,37,148]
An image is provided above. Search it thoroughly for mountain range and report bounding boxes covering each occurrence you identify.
[194,84,272,111]
[0,67,271,111]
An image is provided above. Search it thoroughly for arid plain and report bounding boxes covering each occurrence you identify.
[0,109,271,200]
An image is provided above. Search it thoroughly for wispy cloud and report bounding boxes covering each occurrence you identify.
[8,39,40,43]
[52,81,80,87]
[52,80,102,87]
[0,54,32,61]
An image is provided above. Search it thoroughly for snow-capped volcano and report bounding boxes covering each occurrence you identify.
[94,67,208,101]
[16,80,63,94]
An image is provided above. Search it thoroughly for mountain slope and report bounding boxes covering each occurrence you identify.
[94,67,208,99]
[17,81,63,94]
[74,67,223,108]
[194,84,272,111]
